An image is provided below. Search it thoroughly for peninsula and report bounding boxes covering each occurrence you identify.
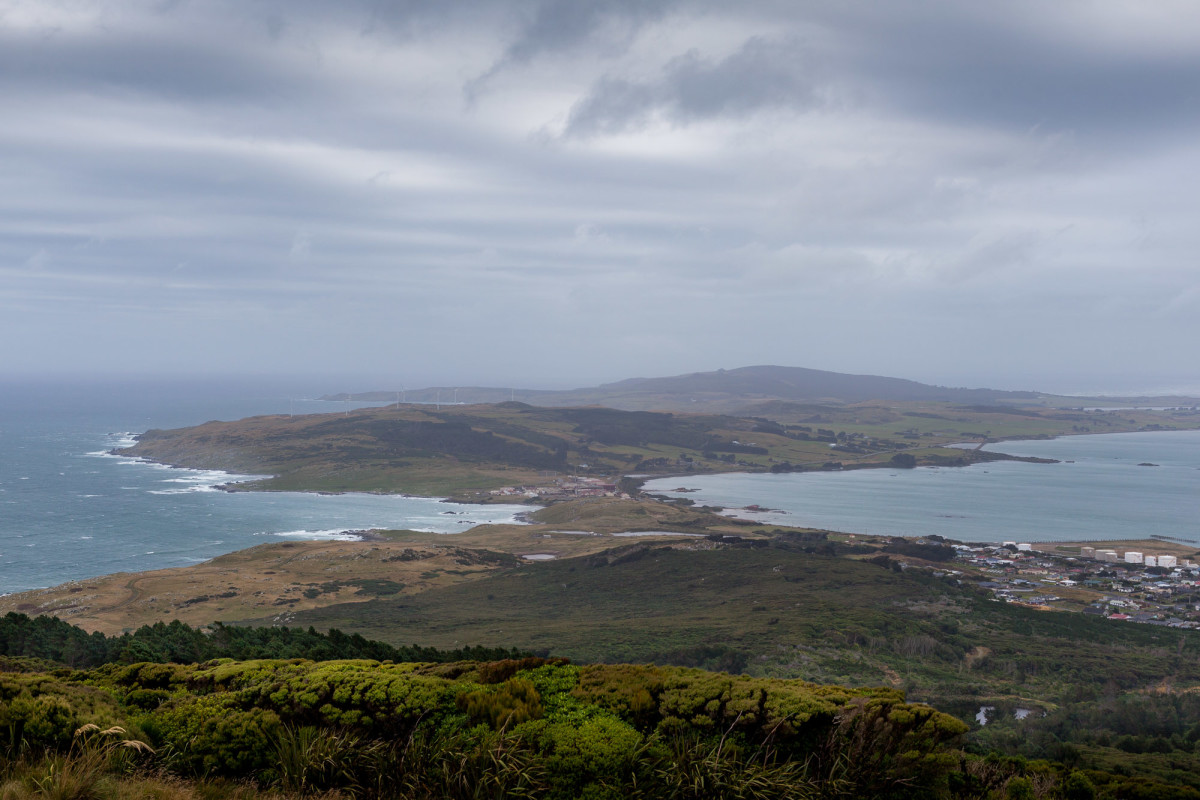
[113,406,1199,496]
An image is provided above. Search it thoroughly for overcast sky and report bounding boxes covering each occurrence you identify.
[3,1,1200,394]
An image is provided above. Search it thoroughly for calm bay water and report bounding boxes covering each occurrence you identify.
[0,378,531,594]
[645,430,1200,544]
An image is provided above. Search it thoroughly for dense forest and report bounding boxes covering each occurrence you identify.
[0,613,526,669]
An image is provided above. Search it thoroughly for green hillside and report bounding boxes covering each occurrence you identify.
[252,542,1200,710]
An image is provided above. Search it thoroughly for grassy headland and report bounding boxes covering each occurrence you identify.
[115,400,1200,497]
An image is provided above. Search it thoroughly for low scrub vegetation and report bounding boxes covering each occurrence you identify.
[2,656,970,799]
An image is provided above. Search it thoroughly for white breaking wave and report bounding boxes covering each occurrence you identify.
[162,470,244,484]
[86,433,139,457]
[143,466,264,493]
[97,442,266,491]
[259,529,367,541]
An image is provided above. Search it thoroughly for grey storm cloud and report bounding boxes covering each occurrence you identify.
[822,3,1200,145]
[1,0,1199,392]
[464,0,680,100]
[564,36,825,136]
[500,0,680,64]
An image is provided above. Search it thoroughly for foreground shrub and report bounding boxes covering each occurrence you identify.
[273,725,378,796]
[639,732,821,800]
[458,678,544,730]
[0,724,152,800]
[146,695,280,776]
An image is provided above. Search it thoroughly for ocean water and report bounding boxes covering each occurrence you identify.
[644,430,1200,544]
[0,377,531,594]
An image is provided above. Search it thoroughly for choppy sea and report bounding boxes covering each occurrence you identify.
[0,377,531,594]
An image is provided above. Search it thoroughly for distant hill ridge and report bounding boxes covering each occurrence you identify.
[324,365,1041,413]
[591,365,1040,404]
